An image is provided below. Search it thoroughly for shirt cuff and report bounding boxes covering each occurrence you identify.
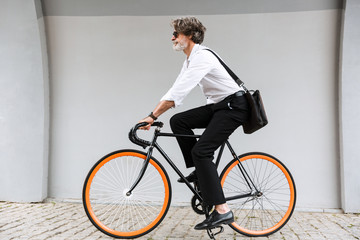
[160,95,182,108]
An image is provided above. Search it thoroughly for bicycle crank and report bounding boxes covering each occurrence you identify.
[206,226,224,240]
[191,182,213,215]
[191,195,213,215]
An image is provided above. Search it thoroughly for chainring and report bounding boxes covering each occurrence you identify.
[191,195,213,215]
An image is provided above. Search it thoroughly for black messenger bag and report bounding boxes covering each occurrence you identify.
[205,49,268,134]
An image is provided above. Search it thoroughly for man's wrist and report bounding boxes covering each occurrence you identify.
[148,112,158,120]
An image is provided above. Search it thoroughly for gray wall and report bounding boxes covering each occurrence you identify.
[0,0,49,202]
[2,0,359,213]
[41,0,343,16]
[340,0,360,213]
[44,2,343,210]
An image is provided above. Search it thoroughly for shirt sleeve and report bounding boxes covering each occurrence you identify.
[160,51,213,107]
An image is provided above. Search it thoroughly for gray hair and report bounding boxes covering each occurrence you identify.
[171,17,207,44]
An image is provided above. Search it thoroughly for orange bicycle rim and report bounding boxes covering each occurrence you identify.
[221,154,296,236]
[84,151,170,237]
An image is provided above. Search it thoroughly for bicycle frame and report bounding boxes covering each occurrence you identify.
[127,122,260,203]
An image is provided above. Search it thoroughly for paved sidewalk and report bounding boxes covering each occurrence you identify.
[0,201,359,240]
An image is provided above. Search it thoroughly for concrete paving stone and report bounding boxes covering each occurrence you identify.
[0,202,359,240]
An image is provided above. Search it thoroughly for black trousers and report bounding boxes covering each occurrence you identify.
[170,94,249,205]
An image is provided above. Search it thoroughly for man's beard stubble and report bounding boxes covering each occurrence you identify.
[172,38,188,51]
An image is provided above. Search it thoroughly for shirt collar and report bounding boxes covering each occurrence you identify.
[187,44,202,63]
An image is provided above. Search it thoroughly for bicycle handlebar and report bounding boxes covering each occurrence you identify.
[128,121,164,148]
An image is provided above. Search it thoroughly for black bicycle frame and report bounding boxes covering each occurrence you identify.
[127,125,259,202]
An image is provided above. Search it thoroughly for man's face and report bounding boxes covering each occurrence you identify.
[171,31,189,51]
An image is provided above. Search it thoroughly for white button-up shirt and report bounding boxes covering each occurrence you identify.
[161,44,244,107]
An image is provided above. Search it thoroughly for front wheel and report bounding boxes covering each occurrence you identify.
[83,149,172,239]
[220,152,296,237]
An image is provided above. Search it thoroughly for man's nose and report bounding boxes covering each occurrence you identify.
[171,35,175,41]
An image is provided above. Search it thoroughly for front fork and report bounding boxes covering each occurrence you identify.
[125,146,154,196]
[126,129,159,196]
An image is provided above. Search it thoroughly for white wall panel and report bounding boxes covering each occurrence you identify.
[0,0,49,202]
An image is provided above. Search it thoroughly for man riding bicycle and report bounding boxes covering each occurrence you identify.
[140,17,249,230]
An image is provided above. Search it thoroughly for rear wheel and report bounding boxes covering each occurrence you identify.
[83,149,171,239]
[220,152,296,237]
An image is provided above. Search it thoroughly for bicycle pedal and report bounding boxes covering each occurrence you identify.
[206,226,224,239]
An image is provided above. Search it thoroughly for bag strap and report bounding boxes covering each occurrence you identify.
[205,49,245,87]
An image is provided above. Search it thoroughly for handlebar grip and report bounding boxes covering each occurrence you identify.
[152,121,164,128]
[128,121,164,148]
[135,122,149,130]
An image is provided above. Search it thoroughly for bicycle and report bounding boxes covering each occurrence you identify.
[83,122,296,239]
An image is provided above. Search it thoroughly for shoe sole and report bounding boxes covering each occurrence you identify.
[194,218,234,230]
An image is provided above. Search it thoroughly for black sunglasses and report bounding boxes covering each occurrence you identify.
[173,31,179,38]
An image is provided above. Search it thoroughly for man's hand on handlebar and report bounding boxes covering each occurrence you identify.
[139,116,154,130]
[139,101,174,130]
